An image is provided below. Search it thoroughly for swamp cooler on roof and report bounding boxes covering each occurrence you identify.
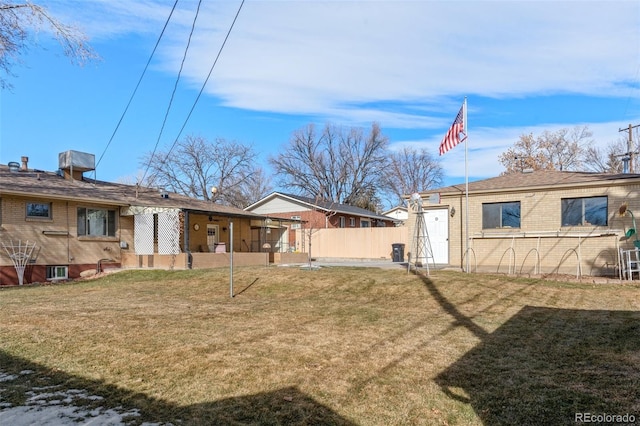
[58,150,95,172]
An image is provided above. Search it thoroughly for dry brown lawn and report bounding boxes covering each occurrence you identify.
[0,266,639,425]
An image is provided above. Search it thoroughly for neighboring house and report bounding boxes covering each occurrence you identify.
[0,151,298,285]
[383,206,408,225]
[245,192,397,252]
[407,169,640,277]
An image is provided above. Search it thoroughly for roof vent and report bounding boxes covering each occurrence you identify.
[8,161,20,172]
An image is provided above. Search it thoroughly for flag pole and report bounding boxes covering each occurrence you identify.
[464,97,469,273]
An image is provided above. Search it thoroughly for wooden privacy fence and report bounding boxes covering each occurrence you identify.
[296,227,409,260]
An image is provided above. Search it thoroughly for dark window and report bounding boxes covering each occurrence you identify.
[46,266,68,280]
[26,202,51,219]
[77,207,116,236]
[561,196,607,226]
[482,202,521,229]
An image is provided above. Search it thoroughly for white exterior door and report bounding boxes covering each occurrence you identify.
[423,208,449,264]
[207,224,219,251]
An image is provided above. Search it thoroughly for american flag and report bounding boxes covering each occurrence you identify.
[438,103,466,156]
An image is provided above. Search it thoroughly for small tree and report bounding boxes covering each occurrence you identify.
[300,196,335,269]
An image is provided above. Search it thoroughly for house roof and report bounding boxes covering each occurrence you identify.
[0,164,264,219]
[422,170,640,197]
[247,192,395,222]
[382,206,408,215]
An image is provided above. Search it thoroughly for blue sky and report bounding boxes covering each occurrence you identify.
[1,0,639,189]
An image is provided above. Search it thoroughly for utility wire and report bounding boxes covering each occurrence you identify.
[141,0,203,184]
[95,0,180,171]
[142,0,245,185]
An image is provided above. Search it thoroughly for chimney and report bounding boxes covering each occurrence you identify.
[20,156,28,171]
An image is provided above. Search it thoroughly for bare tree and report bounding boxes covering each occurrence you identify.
[380,146,443,207]
[499,126,594,173]
[142,135,271,208]
[0,1,98,89]
[584,128,640,173]
[300,195,335,269]
[584,142,624,173]
[270,122,388,209]
[234,166,273,208]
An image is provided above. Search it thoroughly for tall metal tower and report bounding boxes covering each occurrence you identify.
[410,193,435,275]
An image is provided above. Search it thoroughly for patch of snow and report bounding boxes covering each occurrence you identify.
[0,374,18,383]
[0,370,171,425]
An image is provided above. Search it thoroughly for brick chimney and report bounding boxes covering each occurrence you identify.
[20,156,28,171]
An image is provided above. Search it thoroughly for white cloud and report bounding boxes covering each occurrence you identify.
[34,0,640,186]
[43,0,640,117]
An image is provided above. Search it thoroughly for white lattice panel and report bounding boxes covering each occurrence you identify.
[134,214,155,255]
[158,211,181,254]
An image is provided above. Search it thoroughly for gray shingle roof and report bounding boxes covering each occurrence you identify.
[277,192,394,221]
[429,170,640,196]
[0,165,262,218]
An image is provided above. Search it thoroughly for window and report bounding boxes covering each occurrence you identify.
[290,215,301,230]
[482,201,521,229]
[77,207,116,237]
[46,266,68,280]
[339,217,346,228]
[26,202,52,219]
[361,220,371,228]
[349,217,356,227]
[561,196,607,226]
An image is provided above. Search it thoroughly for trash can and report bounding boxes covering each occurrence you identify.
[392,243,405,262]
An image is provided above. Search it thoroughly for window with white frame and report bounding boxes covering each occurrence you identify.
[46,265,68,280]
[349,217,356,227]
[561,196,608,226]
[291,215,301,229]
[361,220,370,228]
[77,207,116,237]
[339,216,346,228]
[26,202,52,219]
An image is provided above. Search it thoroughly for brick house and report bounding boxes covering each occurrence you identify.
[245,192,398,253]
[407,170,640,277]
[0,151,295,285]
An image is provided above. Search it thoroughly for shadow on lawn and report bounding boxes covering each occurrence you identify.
[0,351,355,425]
[417,273,640,425]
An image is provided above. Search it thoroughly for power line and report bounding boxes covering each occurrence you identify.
[141,0,204,184]
[95,0,180,171]
[142,0,246,185]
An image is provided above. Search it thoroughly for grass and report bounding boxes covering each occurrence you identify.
[0,266,639,425]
